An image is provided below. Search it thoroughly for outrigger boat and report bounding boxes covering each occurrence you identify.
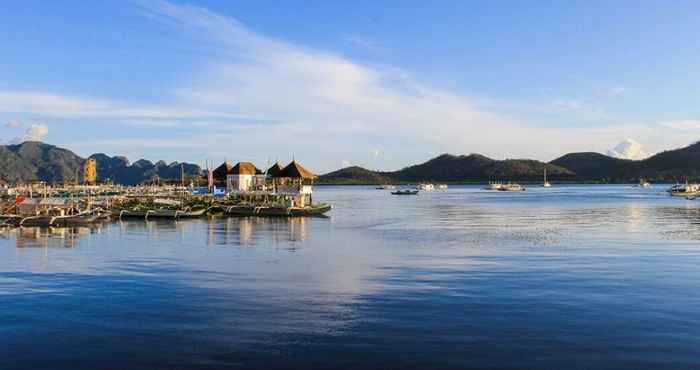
[112,206,208,219]
[220,203,332,217]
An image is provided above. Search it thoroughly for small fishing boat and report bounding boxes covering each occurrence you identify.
[113,206,208,219]
[224,203,332,217]
[51,211,103,226]
[392,189,419,195]
[437,184,448,190]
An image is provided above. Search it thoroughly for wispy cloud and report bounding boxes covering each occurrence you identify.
[658,120,700,131]
[2,0,696,170]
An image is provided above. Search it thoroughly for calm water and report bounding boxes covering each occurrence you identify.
[2,185,700,369]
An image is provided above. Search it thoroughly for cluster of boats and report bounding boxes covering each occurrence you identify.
[0,194,333,229]
[377,183,448,195]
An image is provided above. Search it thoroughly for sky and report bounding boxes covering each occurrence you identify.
[1,0,699,173]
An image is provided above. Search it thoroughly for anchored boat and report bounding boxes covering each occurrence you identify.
[668,183,700,197]
[222,203,332,217]
[392,189,419,195]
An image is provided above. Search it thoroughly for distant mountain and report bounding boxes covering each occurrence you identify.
[551,141,700,182]
[550,152,635,180]
[318,166,392,184]
[319,154,574,184]
[0,142,202,185]
[389,154,573,182]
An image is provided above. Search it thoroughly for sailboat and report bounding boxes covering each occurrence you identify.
[543,167,552,187]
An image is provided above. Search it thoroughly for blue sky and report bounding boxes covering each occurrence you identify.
[1,0,699,172]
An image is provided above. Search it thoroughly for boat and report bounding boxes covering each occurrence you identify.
[484,182,504,190]
[498,183,526,192]
[391,189,419,195]
[543,168,552,188]
[417,183,434,191]
[376,184,396,190]
[224,203,332,217]
[635,179,651,188]
[437,184,448,190]
[15,210,106,227]
[668,182,700,197]
[113,206,208,219]
[51,212,104,226]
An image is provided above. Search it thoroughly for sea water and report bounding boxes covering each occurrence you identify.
[1,185,699,369]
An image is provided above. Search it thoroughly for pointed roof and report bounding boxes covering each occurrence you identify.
[266,162,284,177]
[230,162,261,175]
[212,161,233,181]
[277,161,316,179]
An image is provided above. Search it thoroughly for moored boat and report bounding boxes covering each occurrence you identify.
[417,183,434,191]
[498,183,526,192]
[668,183,700,197]
[635,178,651,188]
[224,203,332,217]
[543,168,552,188]
[113,206,208,219]
[392,189,419,195]
[484,182,503,190]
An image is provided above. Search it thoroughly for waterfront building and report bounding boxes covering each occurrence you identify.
[226,162,263,193]
[272,161,317,207]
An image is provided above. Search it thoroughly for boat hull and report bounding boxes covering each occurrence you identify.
[225,204,332,217]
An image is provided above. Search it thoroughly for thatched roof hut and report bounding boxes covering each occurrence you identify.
[277,161,316,179]
[212,161,233,183]
[230,162,262,175]
[266,162,284,177]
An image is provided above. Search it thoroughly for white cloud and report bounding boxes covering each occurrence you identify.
[659,120,700,131]
[0,90,250,122]
[606,138,650,160]
[10,123,49,144]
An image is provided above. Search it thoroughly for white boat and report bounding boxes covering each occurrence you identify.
[635,179,651,188]
[543,168,552,188]
[668,182,700,197]
[498,183,526,192]
[417,183,434,191]
[484,182,504,191]
[376,184,396,190]
[437,184,448,190]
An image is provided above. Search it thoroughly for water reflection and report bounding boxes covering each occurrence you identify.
[206,217,310,246]
[1,226,105,249]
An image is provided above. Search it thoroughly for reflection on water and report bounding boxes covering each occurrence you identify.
[4,217,313,250]
[0,225,106,249]
[2,185,700,369]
